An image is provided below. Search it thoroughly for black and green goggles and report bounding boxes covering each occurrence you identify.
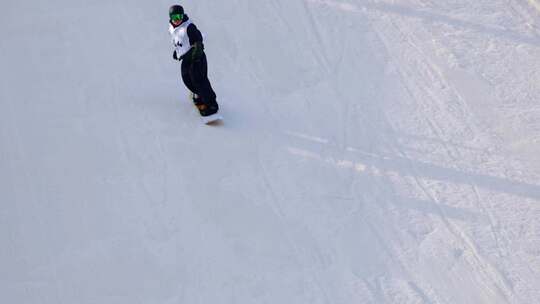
[170,13,183,22]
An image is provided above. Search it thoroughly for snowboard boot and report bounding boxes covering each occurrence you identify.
[191,92,218,116]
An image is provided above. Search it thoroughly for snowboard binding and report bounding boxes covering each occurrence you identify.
[191,92,219,117]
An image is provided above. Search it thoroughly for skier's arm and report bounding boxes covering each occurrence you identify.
[187,24,203,45]
[187,24,204,60]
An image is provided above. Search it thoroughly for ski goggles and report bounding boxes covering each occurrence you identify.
[170,14,183,22]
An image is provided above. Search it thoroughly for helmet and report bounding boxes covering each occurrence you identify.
[169,5,184,18]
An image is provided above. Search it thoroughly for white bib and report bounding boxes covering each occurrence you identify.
[169,20,193,57]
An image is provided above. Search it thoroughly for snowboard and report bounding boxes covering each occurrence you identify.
[201,112,223,125]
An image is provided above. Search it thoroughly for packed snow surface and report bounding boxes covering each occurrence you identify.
[2,0,540,303]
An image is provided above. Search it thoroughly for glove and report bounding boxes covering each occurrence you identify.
[191,42,204,61]
[173,50,179,60]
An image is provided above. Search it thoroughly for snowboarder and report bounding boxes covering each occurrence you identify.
[168,4,219,117]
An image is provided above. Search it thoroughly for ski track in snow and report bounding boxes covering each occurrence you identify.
[1,0,540,303]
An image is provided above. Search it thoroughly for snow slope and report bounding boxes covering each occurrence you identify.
[2,0,540,303]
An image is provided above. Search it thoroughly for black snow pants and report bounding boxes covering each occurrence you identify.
[181,53,218,115]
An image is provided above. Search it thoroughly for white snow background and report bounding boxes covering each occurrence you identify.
[1,0,540,303]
